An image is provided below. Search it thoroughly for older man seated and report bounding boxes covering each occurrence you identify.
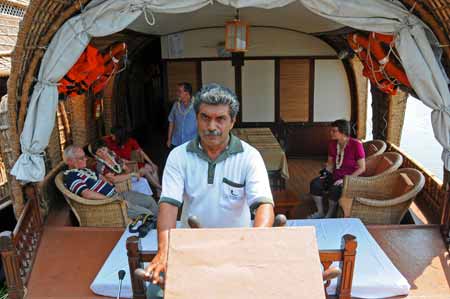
[62,145,158,219]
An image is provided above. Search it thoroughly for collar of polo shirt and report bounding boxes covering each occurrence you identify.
[187,134,244,184]
[187,134,243,163]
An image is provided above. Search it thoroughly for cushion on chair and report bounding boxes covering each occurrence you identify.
[394,173,414,196]
[374,156,394,175]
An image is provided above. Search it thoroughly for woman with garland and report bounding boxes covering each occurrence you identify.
[308,119,366,219]
[91,140,154,197]
[104,126,162,197]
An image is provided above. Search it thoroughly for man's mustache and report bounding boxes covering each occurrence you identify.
[203,130,222,136]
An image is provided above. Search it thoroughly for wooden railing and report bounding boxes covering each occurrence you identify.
[388,143,448,224]
[0,186,43,299]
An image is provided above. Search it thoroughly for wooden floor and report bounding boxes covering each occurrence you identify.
[277,157,325,218]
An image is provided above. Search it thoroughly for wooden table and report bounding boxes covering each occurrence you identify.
[233,128,289,189]
[26,226,123,299]
[23,224,450,299]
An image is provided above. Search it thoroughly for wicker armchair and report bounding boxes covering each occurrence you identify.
[362,139,387,158]
[362,152,403,178]
[55,172,130,227]
[339,168,425,224]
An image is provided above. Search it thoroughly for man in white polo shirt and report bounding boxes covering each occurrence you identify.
[145,83,274,286]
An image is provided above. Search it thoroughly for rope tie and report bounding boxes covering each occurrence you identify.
[22,149,44,157]
[142,6,156,26]
[438,105,450,116]
[126,1,156,26]
[33,78,60,87]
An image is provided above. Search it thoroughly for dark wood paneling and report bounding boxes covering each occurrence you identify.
[342,59,358,137]
[235,65,242,124]
[164,56,337,63]
[162,61,169,105]
[236,122,276,129]
[275,59,280,123]
[196,61,202,93]
[309,58,315,122]
[285,123,332,157]
[166,61,199,102]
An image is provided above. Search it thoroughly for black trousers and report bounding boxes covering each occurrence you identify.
[310,176,342,202]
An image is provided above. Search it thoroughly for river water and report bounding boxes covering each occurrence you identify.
[366,94,443,181]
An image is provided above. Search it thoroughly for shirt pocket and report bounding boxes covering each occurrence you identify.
[220,178,245,210]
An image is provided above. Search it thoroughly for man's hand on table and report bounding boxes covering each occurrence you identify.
[145,251,167,287]
[144,202,178,288]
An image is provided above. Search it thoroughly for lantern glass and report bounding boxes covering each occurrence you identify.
[225,21,248,52]
[237,25,247,49]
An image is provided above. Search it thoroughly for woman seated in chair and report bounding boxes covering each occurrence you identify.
[104,126,162,197]
[91,140,153,197]
[308,119,366,219]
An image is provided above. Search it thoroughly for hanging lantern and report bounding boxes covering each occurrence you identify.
[225,11,249,52]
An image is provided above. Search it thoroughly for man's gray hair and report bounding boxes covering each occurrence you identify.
[63,145,81,163]
[193,83,240,119]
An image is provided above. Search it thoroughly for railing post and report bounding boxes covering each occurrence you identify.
[126,236,146,299]
[440,176,450,250]
[0,234,24,299]
[337,234,357,299]
[30,184,43,228]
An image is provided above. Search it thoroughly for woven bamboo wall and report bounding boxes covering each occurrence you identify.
[350,57,368,140]
[386,90,408,146]
[46,117,62,169]
[56,101,72,152]
[370,85,388,140]
[0,95,21,216]
[370,86,407,146]
[102,74,116,135]
[67,94,98,146]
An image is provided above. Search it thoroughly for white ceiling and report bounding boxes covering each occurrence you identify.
[127,1,343,36]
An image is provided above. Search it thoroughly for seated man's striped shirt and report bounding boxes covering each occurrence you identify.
[63,168,116,197]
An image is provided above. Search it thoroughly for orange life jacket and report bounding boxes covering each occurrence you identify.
[58,42,127,97]
[58,45,102,97]
[91,42,127,95]
[347,32,411,95]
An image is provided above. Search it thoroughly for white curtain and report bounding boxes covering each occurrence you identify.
[11,0,213,182]
[299,0,450,170]
[216,0,295,8]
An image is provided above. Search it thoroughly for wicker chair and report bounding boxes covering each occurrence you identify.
[54,172,130,227]
[362,139,387,158]
[339,168,425,224]
[362,152,403,178]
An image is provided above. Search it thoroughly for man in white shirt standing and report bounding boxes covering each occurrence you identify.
[145,83,274,286]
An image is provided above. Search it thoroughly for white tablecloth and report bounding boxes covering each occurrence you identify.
[90,218,410,298]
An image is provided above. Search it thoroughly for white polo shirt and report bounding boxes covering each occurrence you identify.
[159,135,273,228]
